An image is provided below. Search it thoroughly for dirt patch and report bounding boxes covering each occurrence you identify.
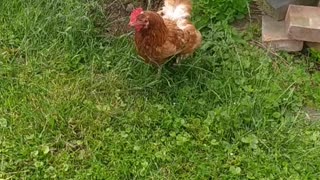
[304,106,320,122]
[103,0,163,36]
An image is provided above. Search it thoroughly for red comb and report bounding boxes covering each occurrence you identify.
[130,8,143,22]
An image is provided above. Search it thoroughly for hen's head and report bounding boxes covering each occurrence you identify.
[129,8,149,31]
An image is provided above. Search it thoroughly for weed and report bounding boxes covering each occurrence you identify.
[194,0,251,29]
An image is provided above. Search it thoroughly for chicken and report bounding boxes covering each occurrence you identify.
[129,0,202,69]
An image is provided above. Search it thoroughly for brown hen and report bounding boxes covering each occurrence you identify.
[129,0,202,69]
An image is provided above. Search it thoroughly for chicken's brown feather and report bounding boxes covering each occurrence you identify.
[132,6,201,67]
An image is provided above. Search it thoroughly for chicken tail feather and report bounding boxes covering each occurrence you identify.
[160,0,192,20]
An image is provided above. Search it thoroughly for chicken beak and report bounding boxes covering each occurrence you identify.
[128,21,135,27]
[129,21,144,27]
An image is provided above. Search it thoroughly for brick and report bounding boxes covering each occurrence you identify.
[286,5,320,43]
[257,0,319,20]
[262,16,303,52]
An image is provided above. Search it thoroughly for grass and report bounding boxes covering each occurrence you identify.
[1,0,320,179]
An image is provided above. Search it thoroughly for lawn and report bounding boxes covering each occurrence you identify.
[1,0,320,179]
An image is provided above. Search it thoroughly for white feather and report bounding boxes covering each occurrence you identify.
[162,4,190,21]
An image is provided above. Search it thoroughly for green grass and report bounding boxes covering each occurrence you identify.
[1,0,320,179]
